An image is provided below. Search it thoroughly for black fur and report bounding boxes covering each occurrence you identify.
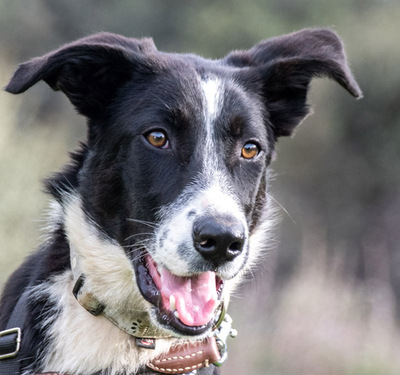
[1,29,360,374]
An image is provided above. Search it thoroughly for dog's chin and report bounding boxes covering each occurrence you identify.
[133,250,225,337]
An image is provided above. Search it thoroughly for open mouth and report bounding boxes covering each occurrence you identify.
[133,250,224,336]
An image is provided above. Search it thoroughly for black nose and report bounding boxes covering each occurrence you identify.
[193,215,245,265]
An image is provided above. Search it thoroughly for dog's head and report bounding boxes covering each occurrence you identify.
[6,29,361,337]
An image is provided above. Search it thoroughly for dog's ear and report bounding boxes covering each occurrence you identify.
[225,28,362,137]
[5,32,157,118]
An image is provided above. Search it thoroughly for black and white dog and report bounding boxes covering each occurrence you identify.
[0,29,361,375]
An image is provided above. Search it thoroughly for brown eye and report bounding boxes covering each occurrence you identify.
[241,142,259,159]
[146,130,169,149]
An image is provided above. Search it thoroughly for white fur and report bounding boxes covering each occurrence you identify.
[230,193,279,292]
[39,199,64,243]
[201,78,223,172]
[64,195,146,315]
[33,195,180,375]
[201,78,222,128]
[154,175,248,280]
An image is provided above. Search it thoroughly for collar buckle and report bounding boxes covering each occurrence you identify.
[213,313,237,367]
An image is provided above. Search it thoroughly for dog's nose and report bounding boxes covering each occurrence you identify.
[193,215,245,265]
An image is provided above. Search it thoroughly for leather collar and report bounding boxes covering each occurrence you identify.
[32,314,238,375]
[33,337,220,375]
[146,337,220,373]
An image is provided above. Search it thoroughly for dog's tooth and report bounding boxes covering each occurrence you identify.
[174,310,180,319]
[169,295,176,312]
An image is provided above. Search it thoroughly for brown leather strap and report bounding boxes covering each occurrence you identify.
[146,337,220,374]
[33,338,220,375]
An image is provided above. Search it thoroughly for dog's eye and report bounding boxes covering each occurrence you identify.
[241,142,259,159]
[146,130,169,149]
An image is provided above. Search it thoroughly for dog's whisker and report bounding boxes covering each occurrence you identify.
[125,250,148,262]
[123,240,152,250]
[149,92,172,111]
[267,193,296,225]
[124,232,153,242]
[126,218,158,229]
[123,236,152,245]
[123,245,151,255]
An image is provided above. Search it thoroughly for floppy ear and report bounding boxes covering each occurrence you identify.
[5,32,157,118]
[225,28,362,137]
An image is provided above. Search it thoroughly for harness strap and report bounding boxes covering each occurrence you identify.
[0,289,30,375]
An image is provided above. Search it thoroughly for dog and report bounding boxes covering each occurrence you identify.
[0,28,361,375]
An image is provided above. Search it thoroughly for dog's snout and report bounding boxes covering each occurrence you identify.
[193,215,245,265]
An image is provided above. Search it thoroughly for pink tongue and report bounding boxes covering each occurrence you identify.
[159,269,218,327]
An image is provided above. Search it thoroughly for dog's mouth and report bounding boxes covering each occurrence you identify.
[133,251,224,336]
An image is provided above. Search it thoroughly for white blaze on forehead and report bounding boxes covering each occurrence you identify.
[201,78,222,122]
[200,78,223,168]
[200,179,240,214]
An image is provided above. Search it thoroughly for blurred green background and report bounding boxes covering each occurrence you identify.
[1,1,399,374]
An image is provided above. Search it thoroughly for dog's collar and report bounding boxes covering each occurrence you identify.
[72,273,171,339]
[33,337,221,374]
[33,321,236,375]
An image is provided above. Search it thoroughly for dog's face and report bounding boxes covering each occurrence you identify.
[110,70,270,334]
[6,30,361,338]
